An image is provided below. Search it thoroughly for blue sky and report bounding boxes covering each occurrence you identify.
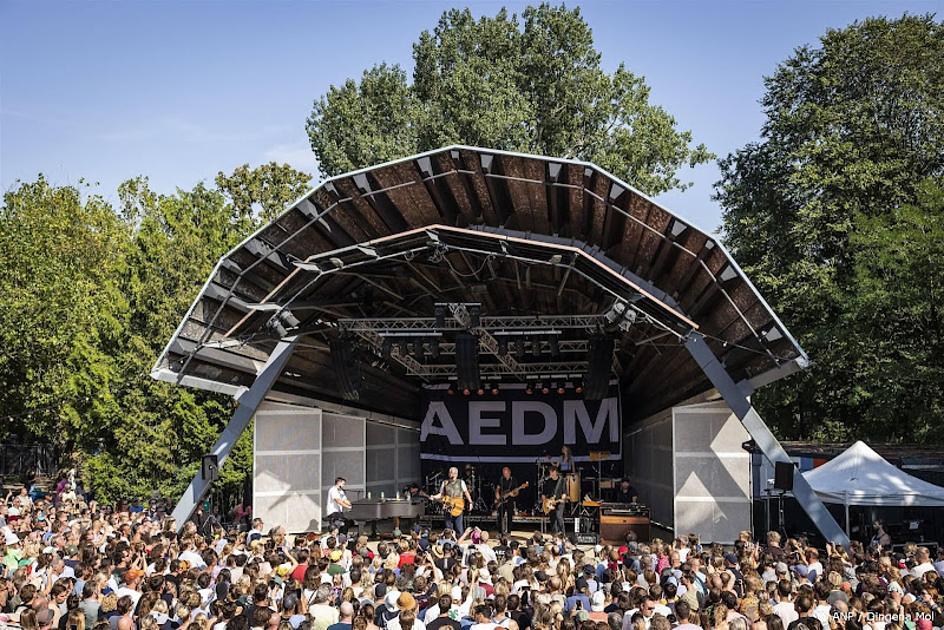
[1,1,937,232]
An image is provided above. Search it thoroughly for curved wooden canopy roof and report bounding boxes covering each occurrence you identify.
[152,146,807,421]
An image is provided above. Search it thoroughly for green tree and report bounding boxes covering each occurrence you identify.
[307,4,712,195]
[846,179,944,443]
[0,162,309,503]
[716,15,944,442]
[215,162,312,222]
[0,178,129,451]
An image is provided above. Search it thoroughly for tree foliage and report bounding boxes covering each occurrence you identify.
[306,4,712,195]
[0,162,309,503]
[716,14,944,442]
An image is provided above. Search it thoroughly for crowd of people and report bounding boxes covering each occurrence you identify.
[2,482,944,630]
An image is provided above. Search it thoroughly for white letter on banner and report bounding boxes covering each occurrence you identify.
[469,401,507,445]
[563,397,619,444]
[512,401,557,445]
[420,401,463,444]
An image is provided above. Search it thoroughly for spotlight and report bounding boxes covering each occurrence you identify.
[575,384,584,395]
[525,384,534,395]
[447,386,456,395]
[463,388,471,396]
[491,385,500,396]
[476,387,485,396]
[541,385,550,395]
[557,384,566,395]
[531,337,542,358]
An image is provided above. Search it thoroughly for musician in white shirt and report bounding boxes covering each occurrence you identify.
[326,477,353,533]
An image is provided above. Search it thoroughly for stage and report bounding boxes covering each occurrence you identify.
[151,145,851,547]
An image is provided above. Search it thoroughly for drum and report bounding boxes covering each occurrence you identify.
[565,472,581,501]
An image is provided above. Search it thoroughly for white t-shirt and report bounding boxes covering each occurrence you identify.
[326,486,348,516]
[773,601,798,627]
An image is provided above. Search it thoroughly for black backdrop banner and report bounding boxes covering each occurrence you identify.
[419,384,622,463]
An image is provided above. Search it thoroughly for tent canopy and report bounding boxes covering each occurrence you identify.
[803,441,944,507]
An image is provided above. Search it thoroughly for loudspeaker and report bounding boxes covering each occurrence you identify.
[600,513,650,544]
[330,337,362,401]
[584,336,614,400]
[201,454,219,482]
[455,332,480,390]
[774,461,795,491]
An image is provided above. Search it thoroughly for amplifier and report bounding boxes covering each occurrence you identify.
[599,513,650,544]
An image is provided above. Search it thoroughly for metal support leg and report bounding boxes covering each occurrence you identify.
[170,336,299,532]
[685,333,850,548]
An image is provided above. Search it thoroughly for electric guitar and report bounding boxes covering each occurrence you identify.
[541,495,569,514]
[495,482,529,505]
[437,495,465,517]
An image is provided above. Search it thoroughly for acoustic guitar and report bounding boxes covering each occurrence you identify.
[437,495,465,517]
[495,481,529,505]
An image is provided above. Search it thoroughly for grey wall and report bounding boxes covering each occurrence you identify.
[625,406,675,528]
[254,401,420,533]
[672,401,751,543]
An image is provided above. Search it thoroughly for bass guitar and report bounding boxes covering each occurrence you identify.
[495,481,529,505]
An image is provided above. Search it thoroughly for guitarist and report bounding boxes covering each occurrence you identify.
[541,465,567,534]
[494,466,520,535]
[431,466,473,534]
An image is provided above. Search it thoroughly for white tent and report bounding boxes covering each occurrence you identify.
[804,440,944,508]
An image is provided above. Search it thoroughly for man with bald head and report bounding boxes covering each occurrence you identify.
[432,467,473,534]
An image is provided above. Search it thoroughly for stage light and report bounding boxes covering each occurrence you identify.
[431,337,441,359]
[476,387,485,396]
[531,336,542,358]
[463,387,471,396]
[575,384,584,395]
[434,304,446,328]
[491,386,500,396]
[447,386,456,395]
[541,385,550,395]
[525,385,534,395]
[557,384,566,395]
[497,338,509,356]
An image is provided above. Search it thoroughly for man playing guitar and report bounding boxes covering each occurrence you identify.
[431,466,473,534]
[494,466,528,535]
[541,465,567,534]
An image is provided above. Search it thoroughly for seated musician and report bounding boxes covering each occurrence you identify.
[614,477,639,503]
[541,465,567,534]
[430,466,473,534]
[326,476,353,533]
